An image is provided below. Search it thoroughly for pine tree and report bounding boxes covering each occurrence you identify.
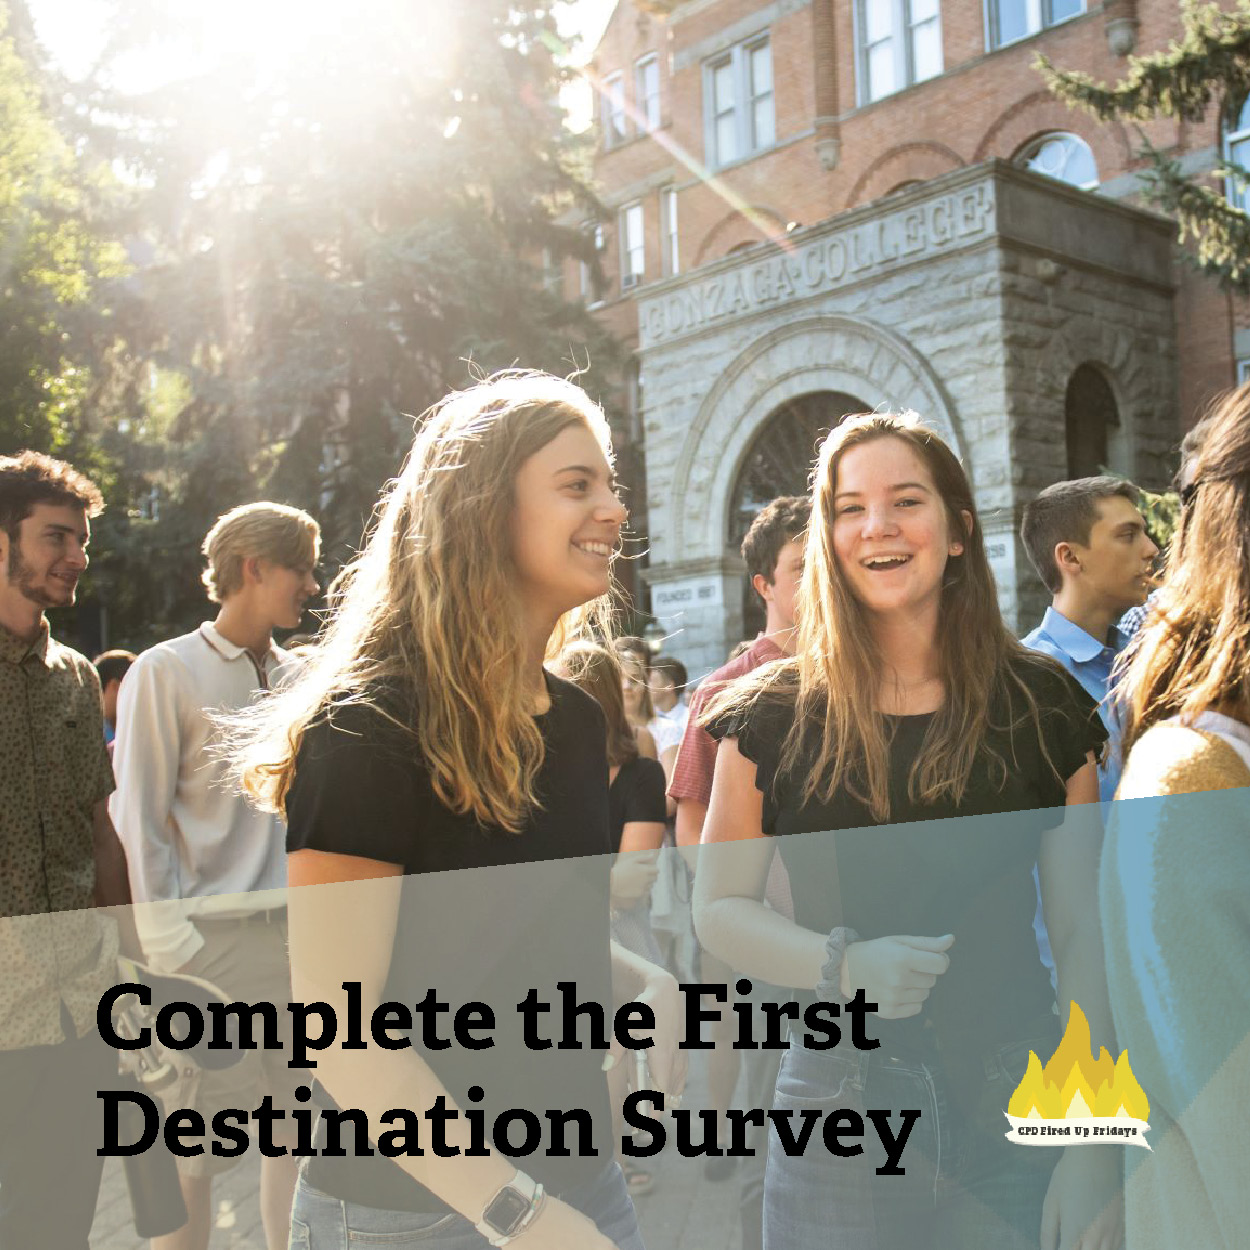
[0,0,130,453]
[1040,0,1250,291]
[71,0,622,620]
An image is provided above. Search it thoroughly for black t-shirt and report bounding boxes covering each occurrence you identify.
[607,756,667,853]
[707,656,1107,1066]
[285,672,615,1211]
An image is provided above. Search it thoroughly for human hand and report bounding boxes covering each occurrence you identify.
[512,1193,621,1250]
[605,968,688,1101]
[610,852,660,907]
[1040,1148,1124,1250]
[840,934,954,1019]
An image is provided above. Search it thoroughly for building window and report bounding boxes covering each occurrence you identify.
[541,248,562,295]
[635,55,661,132]
[620,202,645,288]
[988,0,1083,50]
[662,186,679,275]
[858,0,942,104]
[1016,132,1098,188]
[1223,97,1250,212]
[705,37,776,169]
[602,72,627,149]
[580,224,606,303]
[1239,358,1250,385]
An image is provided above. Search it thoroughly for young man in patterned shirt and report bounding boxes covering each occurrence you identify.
[0,451,132,1248]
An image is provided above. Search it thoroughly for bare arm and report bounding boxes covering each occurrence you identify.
[659,744,678,820]
[610,820,664,907]
[92,800,140,957]
[691,738,827,988]
[92,800,131,908]
[288,849,619,1250]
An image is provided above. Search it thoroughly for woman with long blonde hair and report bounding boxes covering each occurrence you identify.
[232,372,681,1250]
[694,413,1121,1250]
[1102,385,1250,1250]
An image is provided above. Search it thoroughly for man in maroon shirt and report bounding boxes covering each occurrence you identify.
[670,495,810,842]
[668,495,809,1250]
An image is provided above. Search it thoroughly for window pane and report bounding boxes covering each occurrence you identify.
[753,96,775,149]
[663,188,679,274]
[1049,0,1082,24]
[1020,133,1098,187]
[994,0,1033,45]
[716,111,738,164]
[909,0,939,23]
[911,18,942,81]
[1229,136,1250,210]
[623,204,644,277]
[626,205,643,250]
[868,40,896,100]
[750,44,772,96]
[864,0,895,44]
[636,57,660,130]
[713,60,735,112]
[604,74,626,143]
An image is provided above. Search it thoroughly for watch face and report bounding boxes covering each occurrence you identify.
[484,1186,531,1235]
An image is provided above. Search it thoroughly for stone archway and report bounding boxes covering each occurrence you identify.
[668,315,960,560]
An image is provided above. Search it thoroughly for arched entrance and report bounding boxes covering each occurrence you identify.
[730,390,867,636]
[1065,364,1121,477]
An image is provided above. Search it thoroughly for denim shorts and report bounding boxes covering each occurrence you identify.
[289,1160,645,1249]
[764,1024,1060,1250]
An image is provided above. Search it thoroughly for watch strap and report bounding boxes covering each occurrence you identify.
[475,1170,543,1246]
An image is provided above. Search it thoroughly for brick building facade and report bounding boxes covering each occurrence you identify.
[568,0,1244,671]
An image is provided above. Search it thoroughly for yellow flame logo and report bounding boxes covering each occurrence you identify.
[1007,1002,1149,1121]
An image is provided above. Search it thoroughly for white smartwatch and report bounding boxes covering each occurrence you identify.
[475,1170,545,1246]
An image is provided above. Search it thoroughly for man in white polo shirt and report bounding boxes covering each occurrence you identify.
[111,501,319,1250]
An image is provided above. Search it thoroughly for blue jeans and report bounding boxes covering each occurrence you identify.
[764,1027,1060,1250]
[289,1161,645,1249]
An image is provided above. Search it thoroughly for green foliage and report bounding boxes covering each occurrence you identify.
[1136,482,1183,551]
[28,0,625,647]
[0,2,129,452]
[1039,0,1250,292]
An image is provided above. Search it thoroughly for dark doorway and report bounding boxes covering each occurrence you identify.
[1065,365,1120,478]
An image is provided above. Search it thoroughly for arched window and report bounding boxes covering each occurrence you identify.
[1015,133,1098,190]
[1064,364,1120,478]
[1223,97,1250,212]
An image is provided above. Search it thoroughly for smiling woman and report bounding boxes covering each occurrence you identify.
[222,371,677,1250]
[693,412,1124,1250]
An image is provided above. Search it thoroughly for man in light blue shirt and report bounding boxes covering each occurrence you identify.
[1019,477,1158,987]
[1021,476,1158,802]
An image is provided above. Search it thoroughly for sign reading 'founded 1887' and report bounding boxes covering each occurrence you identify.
[640,179,997,348]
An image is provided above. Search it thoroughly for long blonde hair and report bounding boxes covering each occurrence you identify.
[231,371,616,831]
[1119,384,1250,752]
[706,413,1056,821]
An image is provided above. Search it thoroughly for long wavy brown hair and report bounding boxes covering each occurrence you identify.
[230,371,617,831]
[555,641,639,769]
[1119,384,1250,753]
[705,413,1057,821]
